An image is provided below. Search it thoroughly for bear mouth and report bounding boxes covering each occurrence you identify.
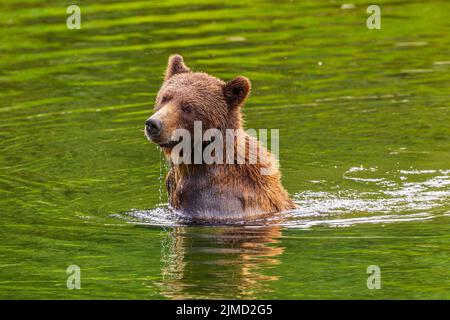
[158,140,179,149]
[158,138,214,150]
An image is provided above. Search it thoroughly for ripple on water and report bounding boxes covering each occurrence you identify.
[121,168,450,229]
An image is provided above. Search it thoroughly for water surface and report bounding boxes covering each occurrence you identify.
[1,0,449,299]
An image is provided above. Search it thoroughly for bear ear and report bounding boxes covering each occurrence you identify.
[165,54,190,80]
[223,76,251,109]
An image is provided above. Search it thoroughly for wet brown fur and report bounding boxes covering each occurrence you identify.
[146,55,295,221]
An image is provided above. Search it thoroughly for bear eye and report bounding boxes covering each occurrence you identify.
[160,95,171,104]
[181,103,192,113]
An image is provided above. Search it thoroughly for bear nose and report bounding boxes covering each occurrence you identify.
[145,118,162,136]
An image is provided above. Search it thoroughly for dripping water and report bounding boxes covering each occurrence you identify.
[158,147,163,205]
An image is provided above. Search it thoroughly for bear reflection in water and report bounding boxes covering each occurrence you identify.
[155,225,283,299]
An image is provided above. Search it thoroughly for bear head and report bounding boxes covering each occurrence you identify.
[145,54,251,151]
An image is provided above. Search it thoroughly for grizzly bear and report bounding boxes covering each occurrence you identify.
[145,54,295,222]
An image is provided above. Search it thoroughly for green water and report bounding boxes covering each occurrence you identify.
[1,0,449,299]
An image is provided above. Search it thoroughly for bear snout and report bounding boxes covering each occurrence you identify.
[145,118,163,137]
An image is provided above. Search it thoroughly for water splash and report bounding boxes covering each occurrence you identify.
[122,205,181,227]
[123,167,450,229]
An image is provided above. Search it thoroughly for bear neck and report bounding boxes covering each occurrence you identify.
[164,130,273,182]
